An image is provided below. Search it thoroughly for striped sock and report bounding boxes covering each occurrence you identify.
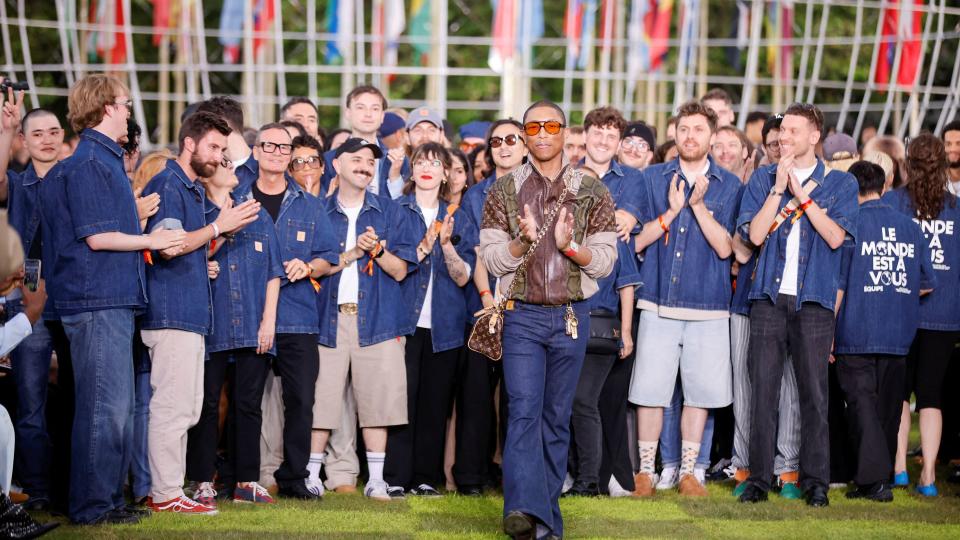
[680,440,699,477]
[367,452,386,484]
[639,441,658,475]
[307,452,326,481]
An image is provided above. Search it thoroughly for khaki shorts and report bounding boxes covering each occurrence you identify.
[313,313,407,429]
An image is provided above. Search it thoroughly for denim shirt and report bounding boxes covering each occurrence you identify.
[204,197,285,354]
[585,159,652,226]
[737,160,859,311]
[7,163,43,257]
[635,157,744,318]
[730,254,758,316]
[461,176,495,322]
[237,177,339,334]
[835,200,936,355]
[139,160,213,334]
[587,238,642,313]
[882,187,960,331]
[397,194,477,352]
[38,129,147,315]
[234,155,259,188]
[319,137,410,198]
[316,192,419,347]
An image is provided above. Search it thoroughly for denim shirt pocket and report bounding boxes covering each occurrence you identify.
[284,218,316,260]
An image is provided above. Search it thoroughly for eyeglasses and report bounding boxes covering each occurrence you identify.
[290,155,322,171]
[459,141,481,153]
[488,134,522,148]
[414,158,443,169]
[221,157,233,169]
[621,138,650,153]
[765,140,781,150]
[523,121,565,137]
[259,141,293,155]
[114,99,133,113]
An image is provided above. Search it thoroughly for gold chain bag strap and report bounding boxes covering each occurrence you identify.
[468,187,571,361]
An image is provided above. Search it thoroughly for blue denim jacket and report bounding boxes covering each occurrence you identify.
[585,159,652,226]
[635,158,744,316]
[38,129,147,315]
[140,160,213,334]
[737,160,859,311]
[882,187,960,331]
[7,163,42,257]
[587,238,642,313]
[316,192,419,347]
[319,137,410,198]
[835,200,936,355]
[234,155,259,188]
[397,195,477,352]
[204,197,285,354]
[461,176,495,323]
[730,254,758,316]
[237,177,339,334]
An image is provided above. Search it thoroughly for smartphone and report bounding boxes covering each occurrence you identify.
[23,259,41,292]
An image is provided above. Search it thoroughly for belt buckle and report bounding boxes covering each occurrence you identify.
[339,303,359,315]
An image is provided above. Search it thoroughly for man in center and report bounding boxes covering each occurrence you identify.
[479,100,617,540]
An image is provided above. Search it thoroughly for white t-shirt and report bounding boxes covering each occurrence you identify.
[680,161,711,186]
[778,163,818,296]
[337,204,363,305]
[416,206,440,329]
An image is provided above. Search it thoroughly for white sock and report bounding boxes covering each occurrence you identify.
[308,452,326,481]
[680,440,699,477]
[639,441,658,475]
[367,452,386,484]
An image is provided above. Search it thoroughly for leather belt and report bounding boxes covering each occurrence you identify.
[339,303,359,315]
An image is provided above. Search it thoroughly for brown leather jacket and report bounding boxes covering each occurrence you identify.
[479,163,618,305]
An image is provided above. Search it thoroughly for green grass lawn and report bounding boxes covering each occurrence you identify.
[38,469,960,539]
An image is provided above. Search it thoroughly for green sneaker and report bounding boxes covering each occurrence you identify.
[779,482,803,500]
[733,481,748,498]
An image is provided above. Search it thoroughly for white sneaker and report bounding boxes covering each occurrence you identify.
[306,477,325,497]
[562,472,574,494]
[656,467,679,490]
[364,479,392,501]
[694,467,706,485]
[607,475,633,498]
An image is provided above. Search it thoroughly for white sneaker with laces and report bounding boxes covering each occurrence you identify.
[656,467,679,490]
[306,477,325,497]
[694,467,707,485]
[364,479,392,501]
[607,476,633,498]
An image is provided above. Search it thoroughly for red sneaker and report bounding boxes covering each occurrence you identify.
[150,495,218,515]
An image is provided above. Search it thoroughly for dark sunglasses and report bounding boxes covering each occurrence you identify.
[290,155,323,171]
[488,134,522,148]
[524,120,565,137]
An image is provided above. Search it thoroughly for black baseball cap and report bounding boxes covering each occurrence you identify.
[334,137,384,159]
[623,122,656,151]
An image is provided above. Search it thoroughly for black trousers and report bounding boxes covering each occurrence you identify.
[571,350,618,485]
[828,362,854,484]
[452,335,503,488]
[747,296,833,492]
[272,333,320,488]
[597,351,636,492]
[186,350,271,483]
[835,354,905,487]
[46,320,74,514]
[384,328,459,489]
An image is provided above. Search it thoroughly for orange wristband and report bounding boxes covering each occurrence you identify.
[479,289,492,298]
[658,214,670,245]
[799,198,814,211]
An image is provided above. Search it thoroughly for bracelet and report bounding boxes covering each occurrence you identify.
[562,240,579,258]
[479,289,492,298]
[210,222,221,238]
[799,198,814,211]
[658,214,670,246]
[305,261,315,275]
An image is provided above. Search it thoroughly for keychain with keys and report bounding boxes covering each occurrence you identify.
[564,304,579,340]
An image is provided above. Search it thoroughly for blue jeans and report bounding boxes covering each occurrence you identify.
[660,378,714,469]
[11,316,54,499]
[61,308,135,524]
[131,368,152,500]
[501,301,589,539]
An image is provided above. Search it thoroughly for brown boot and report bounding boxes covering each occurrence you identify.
[678,473,708,497]
[633,472,656,497]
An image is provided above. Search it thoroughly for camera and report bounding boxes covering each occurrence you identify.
[0,79,29,92]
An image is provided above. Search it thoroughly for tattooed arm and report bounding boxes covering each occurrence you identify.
[441,242,471,287]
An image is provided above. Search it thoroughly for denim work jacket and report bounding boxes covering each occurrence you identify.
[237,177,339,334]
[141,160,214,334]
[835,200,936,355]
[319,137,410,198]
[204,198,285,354]
[883,187,960,331]
[635,158,744,319]
[39,129,147,315]
[588,238,642,313]
[7,163,43,257]
[397,195,477,352]
[316,192,419,347]
[461,175,495,323]
[588,159,652,227]
[737,160,859,311]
